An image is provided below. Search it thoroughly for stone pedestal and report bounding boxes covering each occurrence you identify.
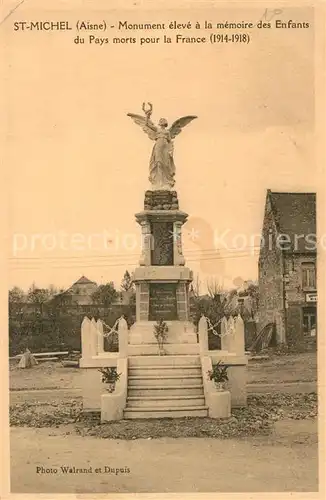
[131,190,194,346]
[207,391,231,419]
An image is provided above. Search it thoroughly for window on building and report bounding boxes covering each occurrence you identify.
[301,262,316,289]
[303,307,317,335]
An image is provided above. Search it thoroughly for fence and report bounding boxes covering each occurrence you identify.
[81,316,129,360]
[198,314,245,355]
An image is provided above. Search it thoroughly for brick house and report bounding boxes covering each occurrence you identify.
[258,190,317,345]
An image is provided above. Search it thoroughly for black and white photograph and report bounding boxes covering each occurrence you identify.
[1,0,324,495]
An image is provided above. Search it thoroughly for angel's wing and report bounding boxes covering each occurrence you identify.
[169,115,197,139]
[127,113,157,140]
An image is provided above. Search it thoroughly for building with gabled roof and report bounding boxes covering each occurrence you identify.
[57,276,98,305]
[258,190,317,346]
[51,276,134,307]
[72,276,97,286]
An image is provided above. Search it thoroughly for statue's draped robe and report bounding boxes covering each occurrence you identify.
[149,130,176,189]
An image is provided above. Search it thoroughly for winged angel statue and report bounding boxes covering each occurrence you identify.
[127,103,197,190]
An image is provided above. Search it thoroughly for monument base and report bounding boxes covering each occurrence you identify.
[144,190,179,210]
[129,321,197,345]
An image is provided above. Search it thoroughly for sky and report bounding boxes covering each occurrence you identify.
[3,1,317,292]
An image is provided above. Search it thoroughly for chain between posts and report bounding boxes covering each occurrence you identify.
[206,317,235,337]
[101,316,234,339]
[101,316,124,338]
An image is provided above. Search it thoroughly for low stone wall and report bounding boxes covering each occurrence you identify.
[101,358,128,421]
[81,367,105,411]
[198,315,248,409]
[80,316,128,414]
[201,356,231,418]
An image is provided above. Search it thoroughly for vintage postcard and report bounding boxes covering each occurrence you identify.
[1,0,325,496]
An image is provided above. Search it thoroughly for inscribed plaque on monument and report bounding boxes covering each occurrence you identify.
[149,283,177,321]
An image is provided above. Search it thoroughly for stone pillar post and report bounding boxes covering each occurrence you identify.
[136,282,150,321]
[118,317,128,357]
[81,317,97,359]
[81,317,90,359]
[226,316,235,353]
[198,314,208,354]
[173,221,185,266]
[96,319,104,354]
[139,221,152,266]
[135,283,140,321]
[176,282,188,321]
[234,314,245,355]
[185,282,191,320]
[91,318,98,356]
[227,315,245,355]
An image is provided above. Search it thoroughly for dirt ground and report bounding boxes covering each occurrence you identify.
[10,419,318,493]
[9,352,317,391]
[9,352,319,493]
[246,352,317,384]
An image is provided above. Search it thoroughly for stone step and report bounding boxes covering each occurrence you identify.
[129,330,197,345]
[124,406,208,419]
[128,384,204,397]
[128,375,203,387]
[129,321,195,335]
[128,344,200,356]
[127,395,205,408]
[129,365,202,377]
[128,355,201,367]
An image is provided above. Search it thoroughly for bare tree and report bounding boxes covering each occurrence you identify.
[206,278,226,299]
[191,274,201,298]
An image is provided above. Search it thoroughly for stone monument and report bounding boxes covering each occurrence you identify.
[127,103,198,346]
[79,105,247,419]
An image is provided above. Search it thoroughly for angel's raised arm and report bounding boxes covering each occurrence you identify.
[127,113,157,140]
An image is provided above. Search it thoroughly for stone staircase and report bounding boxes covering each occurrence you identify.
[124,355,208,419]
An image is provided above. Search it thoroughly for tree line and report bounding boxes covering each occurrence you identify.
[9,272,258,354]
[9,270,135,306]
[9,271,135,355]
